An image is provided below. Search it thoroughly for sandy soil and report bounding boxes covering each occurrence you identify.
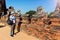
[0,25,39,40]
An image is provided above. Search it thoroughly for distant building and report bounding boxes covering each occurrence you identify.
[33,6,48,18]
[0,0,6,15]
[51,0,60,17]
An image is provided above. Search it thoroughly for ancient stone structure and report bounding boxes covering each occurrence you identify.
[0,0,6,14]
[56,0,60,9]
[0,0,60,40]
[0,0,2,13]
[51,0,60,17]
[20,5,60,40]
[34,6,48,18]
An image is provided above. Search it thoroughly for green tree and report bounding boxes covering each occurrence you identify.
[48,12,54,17]
[25,10,36,17]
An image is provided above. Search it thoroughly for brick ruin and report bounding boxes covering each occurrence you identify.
[20,6,60,40]
[0,0,6,14]
[0,0,60,40]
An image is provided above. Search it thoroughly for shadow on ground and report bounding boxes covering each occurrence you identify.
[0,26,5,28]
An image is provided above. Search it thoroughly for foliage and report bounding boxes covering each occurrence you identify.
[48,12,54,17]
[25,10,36,17]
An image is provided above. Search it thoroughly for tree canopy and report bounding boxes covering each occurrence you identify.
[25,10,36,17]
[48,12,54,17]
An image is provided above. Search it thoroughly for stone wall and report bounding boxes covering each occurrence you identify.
[20,17,60,40]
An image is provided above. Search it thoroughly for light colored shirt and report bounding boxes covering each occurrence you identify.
[9,15,16,23]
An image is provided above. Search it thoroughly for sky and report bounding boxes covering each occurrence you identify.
[6,0,57,14]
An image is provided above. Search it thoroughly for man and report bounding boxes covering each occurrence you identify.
[9,13,16,37]
[16,10,22,32]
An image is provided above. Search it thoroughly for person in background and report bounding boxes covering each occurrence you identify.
[17,10,21,16]
[16,10,22,32]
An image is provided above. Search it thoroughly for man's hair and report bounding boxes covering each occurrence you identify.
[9,7,11,9]
[9,6,14,9]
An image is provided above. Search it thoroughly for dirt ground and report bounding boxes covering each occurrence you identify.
[0,25,39,40]
[0,22,60,40]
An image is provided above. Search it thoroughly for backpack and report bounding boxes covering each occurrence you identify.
[7,17,13,25]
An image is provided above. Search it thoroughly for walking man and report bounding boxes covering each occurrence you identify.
[9,13,16,37]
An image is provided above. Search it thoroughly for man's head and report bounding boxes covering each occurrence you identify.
[12,13,16,16]
[9,6,14,11]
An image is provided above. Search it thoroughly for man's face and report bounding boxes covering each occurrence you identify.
[12,13,16,16]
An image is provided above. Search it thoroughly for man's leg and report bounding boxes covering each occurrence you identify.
[17,22,22,32]
[10,25,13,36]
[10,24,16,37]
[13,24,16,34]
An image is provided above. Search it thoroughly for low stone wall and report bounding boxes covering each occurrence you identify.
[20,18,60,40]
